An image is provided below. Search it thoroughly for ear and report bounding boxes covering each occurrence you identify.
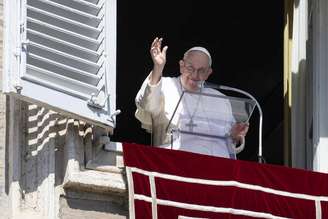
[179,60,184,68]
[207,67,213,76]
[179,60,185,73]
[203,67,213,80]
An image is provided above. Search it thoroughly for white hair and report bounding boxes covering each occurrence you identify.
[184,46,212,67]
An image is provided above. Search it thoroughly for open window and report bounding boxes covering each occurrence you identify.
[3,0,117,131]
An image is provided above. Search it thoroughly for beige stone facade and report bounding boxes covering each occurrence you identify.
[0,1,128,218]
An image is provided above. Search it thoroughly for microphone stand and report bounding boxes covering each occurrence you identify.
[204,82,265,163]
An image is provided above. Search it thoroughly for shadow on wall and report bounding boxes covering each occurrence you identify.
[19,102,87,208]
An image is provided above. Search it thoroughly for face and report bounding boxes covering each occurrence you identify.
[179,51,212,92]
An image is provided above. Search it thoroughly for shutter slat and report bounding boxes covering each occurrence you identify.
[49,0,103,16]
[27,54,102,85]
[28,0,102,28]
[26,65,100,99]
[27,18,102,50]
[27,5,102,38]
[82,0,100,5]
[27,30,102,63]
[28,42,103,74]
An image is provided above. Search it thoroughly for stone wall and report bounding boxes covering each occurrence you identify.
[0,101,128,219]
[0,0,128,217]
[0,0,9,217]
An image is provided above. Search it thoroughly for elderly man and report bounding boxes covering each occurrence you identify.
[135,37,248,159]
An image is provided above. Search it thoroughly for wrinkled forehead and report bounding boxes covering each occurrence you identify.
[184,47,212,67]
[184,51,211,68]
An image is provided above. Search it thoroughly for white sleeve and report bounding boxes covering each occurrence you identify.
[135,73,164,129]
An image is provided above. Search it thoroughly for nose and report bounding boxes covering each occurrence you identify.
[190,71,201,79]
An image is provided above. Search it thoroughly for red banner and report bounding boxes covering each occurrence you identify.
[123,143,328,219]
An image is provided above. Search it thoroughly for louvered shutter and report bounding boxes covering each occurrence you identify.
[3,0,117,130]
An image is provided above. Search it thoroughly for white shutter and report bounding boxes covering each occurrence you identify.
[3,0,117,130]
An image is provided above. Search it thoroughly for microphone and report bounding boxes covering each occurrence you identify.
[203,81,220,89]
[204,82,265,163]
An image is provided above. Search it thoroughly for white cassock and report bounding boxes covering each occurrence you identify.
[135,74,237,159]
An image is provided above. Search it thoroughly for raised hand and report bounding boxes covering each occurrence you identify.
[149,37,168,84]
[151,37,168,68]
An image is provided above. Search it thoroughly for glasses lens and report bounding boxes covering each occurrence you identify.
[184,62,208,76]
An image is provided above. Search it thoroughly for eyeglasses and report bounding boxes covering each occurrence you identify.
[183,61,210,77]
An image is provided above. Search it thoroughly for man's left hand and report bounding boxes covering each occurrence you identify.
[230,122,249,144]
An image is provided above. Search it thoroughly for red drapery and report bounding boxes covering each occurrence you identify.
[123,143,328,219]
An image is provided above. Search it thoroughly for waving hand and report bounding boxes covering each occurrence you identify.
[149,37,168,84]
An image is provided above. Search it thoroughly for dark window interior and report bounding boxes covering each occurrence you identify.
[113,0,284,164]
